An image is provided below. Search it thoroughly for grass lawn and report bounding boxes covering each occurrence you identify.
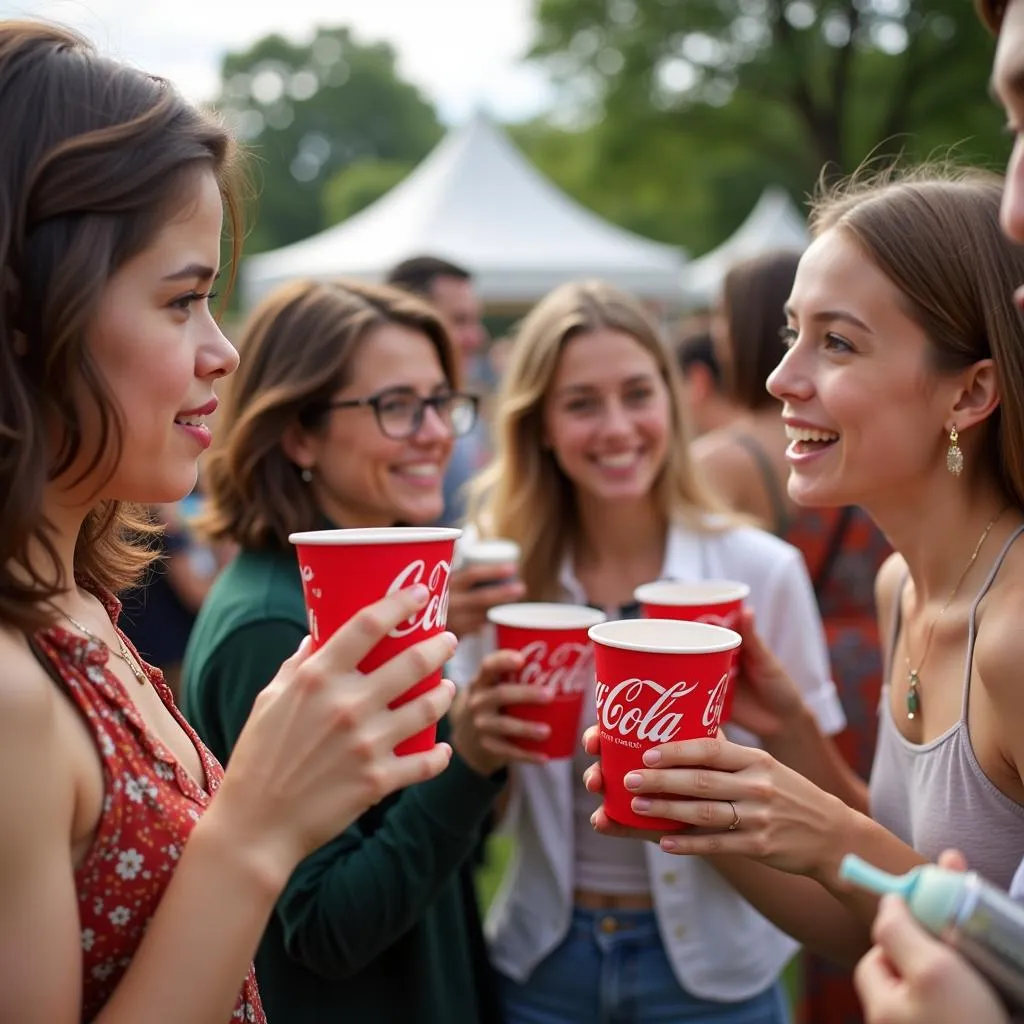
[473,834,802,1016]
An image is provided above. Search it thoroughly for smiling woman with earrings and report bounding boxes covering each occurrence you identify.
[583,166,1024,970]
[449,279,849,1023]
[181,278,550,1024]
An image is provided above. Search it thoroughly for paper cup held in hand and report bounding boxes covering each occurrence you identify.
[460,538,521,589]
[588,618,741,830]
[289,527,462,756]
[634,580,750,723]
[487,602,607,759]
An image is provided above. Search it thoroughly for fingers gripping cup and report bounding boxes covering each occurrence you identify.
[588,618,741,831]
[487,603,607,759]
[633,580,750,723]
[289,527,462,756]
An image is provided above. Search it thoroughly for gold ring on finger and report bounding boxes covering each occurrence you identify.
[726,800,741,831]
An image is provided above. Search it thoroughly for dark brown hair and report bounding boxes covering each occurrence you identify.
[0,21,245,633]
[811,166,1024,511]
[977,0,1006,32]
[386,255,472,297]
[720,249,803,411]
[202,278,459,550]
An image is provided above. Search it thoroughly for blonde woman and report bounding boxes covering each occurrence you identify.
[452,281,847,1023]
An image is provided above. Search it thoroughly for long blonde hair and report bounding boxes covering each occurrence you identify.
[468,280,728,600]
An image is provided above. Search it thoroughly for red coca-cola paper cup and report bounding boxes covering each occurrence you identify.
[289,526,461,756]
[588,618,741,831]
[633,580,750,722]
[487,603,607,759]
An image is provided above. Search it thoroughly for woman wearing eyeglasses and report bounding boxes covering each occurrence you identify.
[181,279,549,1024]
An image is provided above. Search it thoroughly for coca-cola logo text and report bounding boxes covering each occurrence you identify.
[518,640,594,697]
[300,565,321,643]
[702,672,730,730]
[386,558,452,637]
[298,558,452,643]
[596,674,729,743]
[694,609,740,630]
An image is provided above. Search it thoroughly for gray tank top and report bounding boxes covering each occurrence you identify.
[869,525,1024,888]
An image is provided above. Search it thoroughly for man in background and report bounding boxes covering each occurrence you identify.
[675,328,743,437]
[387,255,490,526]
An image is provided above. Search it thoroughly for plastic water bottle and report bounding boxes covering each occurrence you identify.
[841,853,1024,1009]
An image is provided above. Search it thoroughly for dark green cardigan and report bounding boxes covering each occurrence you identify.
[181,546,505,1024]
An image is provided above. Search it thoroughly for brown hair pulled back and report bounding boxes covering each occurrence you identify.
[810,166,1024,512]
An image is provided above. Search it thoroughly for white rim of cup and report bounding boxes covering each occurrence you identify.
[488,602,608,630]
[588,617,741,653]
[460,539,521,564]
[289,527,463,545]
[633,579,751,606]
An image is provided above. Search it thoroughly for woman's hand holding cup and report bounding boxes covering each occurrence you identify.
[584,725,852,878]
[450,649,556,776]
[446,539,526,638]
[200,585,457,887]
[727,608,807,739]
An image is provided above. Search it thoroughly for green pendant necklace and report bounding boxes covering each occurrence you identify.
[903,509,1004,721]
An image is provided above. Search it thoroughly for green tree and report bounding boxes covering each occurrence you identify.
[216,27,443,255]
[529,0,1009,252]
[321,158,413,225]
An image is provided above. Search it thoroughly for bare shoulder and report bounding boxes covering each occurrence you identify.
[692,431,753,494]
[0,627,75,845]
[874,551,905,623]
[0,628,87,1021]
[691,432,751,490]
[0,627,57,735]
[973,561,1024,705]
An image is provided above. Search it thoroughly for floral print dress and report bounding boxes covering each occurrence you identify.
[32,589,265,1023]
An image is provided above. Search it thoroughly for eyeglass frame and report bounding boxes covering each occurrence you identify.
[315,386,480,440]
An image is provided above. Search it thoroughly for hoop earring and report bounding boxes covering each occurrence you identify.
[300,467,313,483]
[946,425,964,477]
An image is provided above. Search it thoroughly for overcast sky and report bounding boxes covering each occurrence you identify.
[0,0,554,123]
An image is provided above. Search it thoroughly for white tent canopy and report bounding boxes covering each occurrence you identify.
[244,114,686,306]
[681,187,810,306]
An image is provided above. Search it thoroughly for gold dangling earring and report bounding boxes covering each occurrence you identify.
[946,425,964,477]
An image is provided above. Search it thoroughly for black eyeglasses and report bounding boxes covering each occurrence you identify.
[321,387,479,440]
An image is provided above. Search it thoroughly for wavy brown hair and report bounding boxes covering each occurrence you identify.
[0,21,245,633]
[468,280,730,601]
[201,279,459,551]
[810,166,1024,512]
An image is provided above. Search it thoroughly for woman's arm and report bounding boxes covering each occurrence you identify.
[196,626,538,980]
[1,588,457,1023]
[0,645,285,1024]
[728,546,868,811]
[704,856,871,966]
[593,735,926,921]
[583,725,926,941]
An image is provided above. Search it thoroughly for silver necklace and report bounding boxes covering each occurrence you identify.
[63,613,148,686]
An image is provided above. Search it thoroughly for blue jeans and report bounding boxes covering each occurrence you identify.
[500,908,790,1024]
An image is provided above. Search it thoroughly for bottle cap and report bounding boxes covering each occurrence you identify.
[840,854,965,935]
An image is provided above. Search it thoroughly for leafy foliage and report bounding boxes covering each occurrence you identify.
[528,0,1009,251]
[216,27,442,254]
